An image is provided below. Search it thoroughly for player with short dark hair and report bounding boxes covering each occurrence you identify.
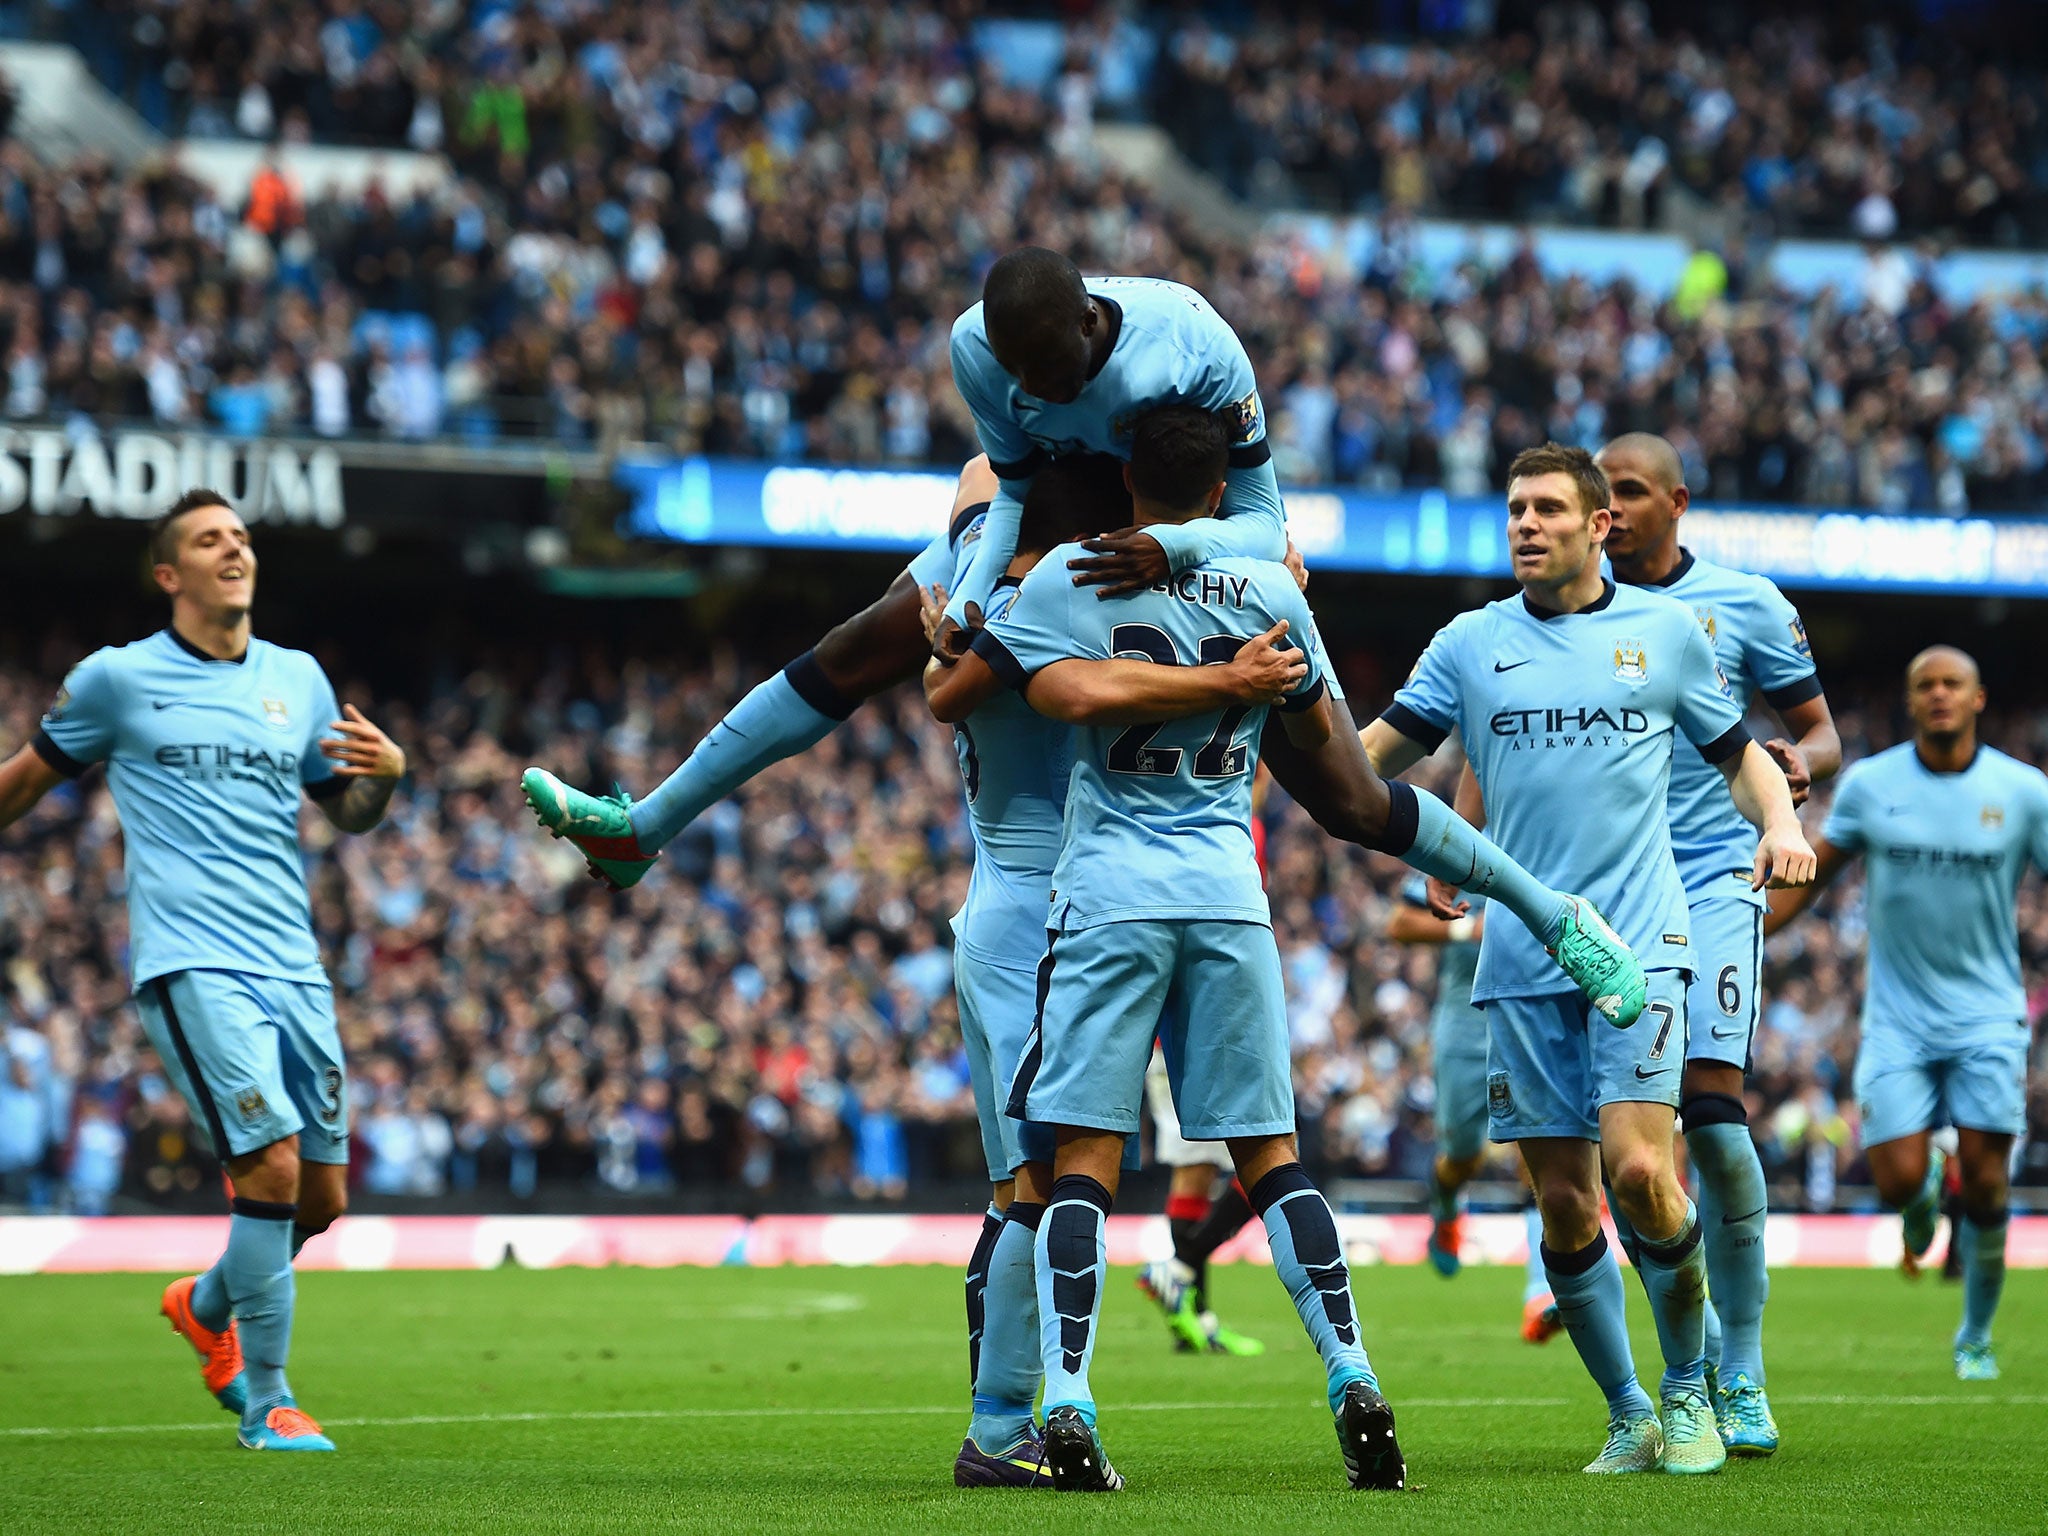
[1597,430,1841,1454]
[1767,647,2046,1382]
[1364,443,1815,1475]
[928,406,1404,1493]
[0,490,406,1451]
[928,455,1307,1487]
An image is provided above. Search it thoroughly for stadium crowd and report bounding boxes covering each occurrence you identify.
[2,641,2044,1215]
[1154,5,2048,244]
[0,5,2045,508]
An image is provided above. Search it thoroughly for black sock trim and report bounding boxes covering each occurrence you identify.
[1050,1173,1113,1215]
[1638,1212,1703,1268]
[1680,1092,1748,1129]
[1963,1204,2011,1230]
[1372,779,1420,856]
[1004,1199,1046,1232]
[1247,1161,1316,1216]
[784,649,858,721]
[231,1197,298,1222]
[1185,1182,1256,1262]
[1541,1230,1609,1276]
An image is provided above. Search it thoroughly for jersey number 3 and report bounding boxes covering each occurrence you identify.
[1103,624,1252,779]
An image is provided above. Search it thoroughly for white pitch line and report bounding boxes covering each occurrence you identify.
[4,1392,2040,1441]
[0,1396,1572,1441]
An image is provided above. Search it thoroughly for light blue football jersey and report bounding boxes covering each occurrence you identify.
[976,550,1326,930]
[945,276,1287,621]
[1629,551,1821,907]
[946,519,1073,973]
[36,630,345,987]
[1822,743,2048,1039]
[1387,581,1747,1000]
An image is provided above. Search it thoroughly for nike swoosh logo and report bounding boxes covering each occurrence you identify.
[1632,1065,1667,1080]
[1722,1206,1767,1225]
[151,699,185,710]
[1710,1024,1744,1040]
[1493,659,1534,672]
[1885,805,1910,815]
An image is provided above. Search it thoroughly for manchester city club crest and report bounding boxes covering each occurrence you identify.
[1611,637,1649,686]
[261,697,292,730]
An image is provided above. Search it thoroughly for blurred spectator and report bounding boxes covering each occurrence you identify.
[1,633,2041,1210]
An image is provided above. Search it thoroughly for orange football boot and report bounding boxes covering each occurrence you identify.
[161,1275,248,1414]
[1521,1291,1563,1344]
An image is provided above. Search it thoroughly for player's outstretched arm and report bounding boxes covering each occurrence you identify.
[316,705,406,834]
[1719,740,1817,889]
[1022,622,1306,726]
[1358,718,1431,781]
[0,744,65,829]
[1762,694,1843,806]
[1762,834,1853,936]
[923,651,1003,725]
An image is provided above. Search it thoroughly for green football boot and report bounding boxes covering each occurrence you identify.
[1547,895,1647,1027]
[1717,1372,1779,1457]
[1660,1387,1727,1475]
[520,768,658,889]
[1135,1261,1210,1353]
[1954,1341,2000,1381]
[1584,1412,1664,1473]
[1202,1314,1266,1356]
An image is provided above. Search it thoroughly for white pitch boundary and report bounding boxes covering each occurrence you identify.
[4,1393,2044,1441]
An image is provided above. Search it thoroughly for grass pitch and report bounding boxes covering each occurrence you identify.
[1,1261,2042,1533]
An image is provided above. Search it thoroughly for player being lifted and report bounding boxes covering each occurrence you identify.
[1364,444,1815,1475]
[927,456,1308,1486]
[519,246,1290,881]
[1768,647,2046,1381]
[1598,431,1841,1453]
[0,490,406,1452]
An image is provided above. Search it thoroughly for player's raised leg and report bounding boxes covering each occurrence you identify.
[525,459,997,887]
[1272,713,1648,1026]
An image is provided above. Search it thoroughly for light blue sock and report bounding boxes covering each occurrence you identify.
[222,1199,297,1416]
[971,1202,1043,1448]
[1521,1205,1549,1305]
[1956,1211,2009,1348]
[627,660,843,851]
[1395,784,1571,946]
[191,1261,231,1332]
[1688,1118,1767,1383]
[1251,1165,1377,1412]
[291,1224,316,1261]
[1544,1232,1655,1420]
[1037,1178,1111,1425]
[1634,1201,1709,1398]
[963,1205,1003,1389]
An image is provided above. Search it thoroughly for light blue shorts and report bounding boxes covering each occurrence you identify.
[1433,994,1491,1162]
[135,969,348,1163]
[956,945,1055,1180]
[1008,920,1293,1141]
[1854,1020,2028,1148]
[1684,895,1763,1070]
[1483,968,1689,1142]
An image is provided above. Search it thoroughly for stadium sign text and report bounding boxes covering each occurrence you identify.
[0,429,344,527]
[618,455,2048,599]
